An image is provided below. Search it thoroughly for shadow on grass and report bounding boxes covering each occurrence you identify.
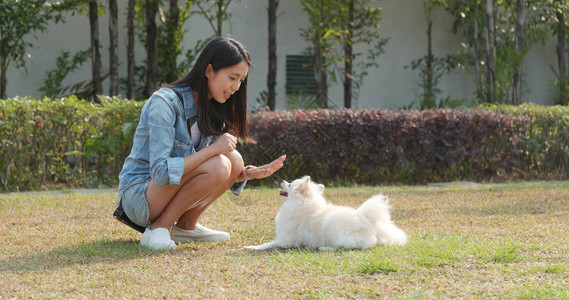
[0,238,182,273]
[239,245,382,257]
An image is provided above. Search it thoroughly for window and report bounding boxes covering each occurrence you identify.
[286,55,316,96]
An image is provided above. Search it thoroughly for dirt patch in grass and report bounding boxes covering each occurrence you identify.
[1,182,568,298]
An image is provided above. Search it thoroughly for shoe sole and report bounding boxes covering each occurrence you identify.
[171,236,230,244]
[140,242,176,250]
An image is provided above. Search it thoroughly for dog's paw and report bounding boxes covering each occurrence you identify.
[243,245,259,250]
[387,230,408,246]
[318,246,336,251]
[244,241,277,251]
[387,236,408,246]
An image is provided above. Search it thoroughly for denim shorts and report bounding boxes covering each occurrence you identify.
[120,180,151,228]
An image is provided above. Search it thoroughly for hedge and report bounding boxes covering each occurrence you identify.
[0,96,143,191]
[241,108,523,186]
[0,97,568,191]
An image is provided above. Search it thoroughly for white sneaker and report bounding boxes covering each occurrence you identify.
[140,227,176,250]
[170,224,230,244]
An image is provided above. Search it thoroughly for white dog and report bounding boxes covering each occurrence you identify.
[244,176,408,251]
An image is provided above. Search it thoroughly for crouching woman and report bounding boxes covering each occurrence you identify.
[116,37,285,250]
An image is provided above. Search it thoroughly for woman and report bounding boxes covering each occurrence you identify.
[117,37,286,250]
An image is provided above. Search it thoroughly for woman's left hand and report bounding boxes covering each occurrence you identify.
[243,155,286,180]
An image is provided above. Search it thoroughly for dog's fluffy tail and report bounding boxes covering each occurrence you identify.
[357,194,392,224]
[358,194,408,245]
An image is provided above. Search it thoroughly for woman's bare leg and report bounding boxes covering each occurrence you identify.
[146,150,244,230]
[175,150,244,229]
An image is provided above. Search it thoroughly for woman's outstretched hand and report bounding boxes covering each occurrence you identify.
[244,155,286,180]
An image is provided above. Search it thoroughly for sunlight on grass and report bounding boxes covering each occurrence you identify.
[294,287,333,299]
[269,248,356,275]
[513,286,569,299]
[520,263,567,276]
[407,233,465,268]
[1,182,568,298]
[392,290,436,300]
[543,263,567,274]
[474,242,521,264]
[353,256,398,275]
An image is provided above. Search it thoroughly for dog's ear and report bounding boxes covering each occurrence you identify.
[317,184,325,193]
[297,176,312,196]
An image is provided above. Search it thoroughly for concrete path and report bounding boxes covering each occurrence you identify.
[2,188,118,196]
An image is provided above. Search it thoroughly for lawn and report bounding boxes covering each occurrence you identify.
[1,181,568,299]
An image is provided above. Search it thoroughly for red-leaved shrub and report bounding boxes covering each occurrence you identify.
[239,108,532,185]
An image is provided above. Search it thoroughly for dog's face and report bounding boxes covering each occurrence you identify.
[280,176,324,200]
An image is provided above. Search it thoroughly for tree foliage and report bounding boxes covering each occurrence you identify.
[1,0,567,107]
[300,0,388,108]
[327,0,389,108]
[300,0,335,107]
[0,0,71,99]
[406,0,461,109]
[39,50,91,98]
[545,0,569,104]
[439,0,550,104]
[133,0,195,97]
[194,0,235,37]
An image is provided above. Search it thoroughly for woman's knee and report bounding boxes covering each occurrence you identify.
[205,154,232,182]
[223,150,244,178]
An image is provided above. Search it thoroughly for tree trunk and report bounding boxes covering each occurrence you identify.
[425,2,434,105]
[109,0,119,96]
[484,0,496,103]
[320,57,328,108]
[127,0,135,99]
[314,33,324,107]
[216,0,224,36]
[512,0,525,105]
[473,1,483,100]
[89,0,102,101]
[343,0,354,108]
[0,58,6,99]
[166,0,180,83]
[145,0,159,97]
[313,33,328,108]
[267,0,279,110]
[557,11,568,104]
[314,0,328,108]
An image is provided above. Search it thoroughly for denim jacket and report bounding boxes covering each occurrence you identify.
[117,85,246,205]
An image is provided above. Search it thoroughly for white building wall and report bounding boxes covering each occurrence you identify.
[5,0,558,108]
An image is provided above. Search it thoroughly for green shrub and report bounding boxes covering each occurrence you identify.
[0,96,143,191]
[483,103,569,179]
[1,97,568,191]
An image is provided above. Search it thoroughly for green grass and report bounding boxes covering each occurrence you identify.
[1,181,568,298]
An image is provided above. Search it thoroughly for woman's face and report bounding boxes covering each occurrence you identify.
[205,60,249,104]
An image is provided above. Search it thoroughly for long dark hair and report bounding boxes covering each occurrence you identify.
[168,37,255,143]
